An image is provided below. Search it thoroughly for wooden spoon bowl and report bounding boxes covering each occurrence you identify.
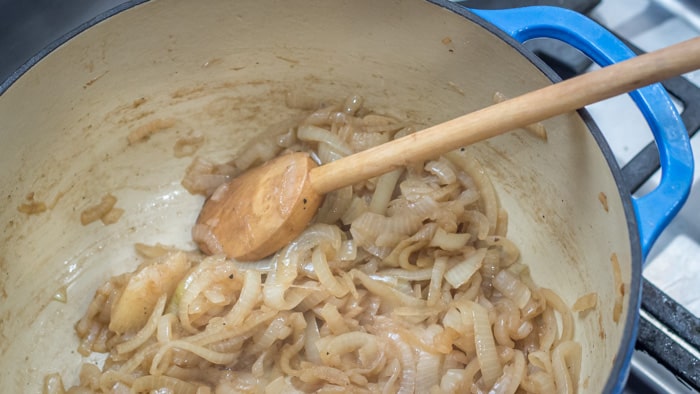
[195,152,323,261]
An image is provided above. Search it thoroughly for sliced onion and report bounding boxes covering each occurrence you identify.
[224,270,261,326]
[493,270,531,309]
[484,235,520,267]
[457,188,480,207]
[341,196,369,225]
[380,358,401,394]
[151,339,238,375]
[539,307,558,351]
[177,256,238,333]
[232,257,274,272]
[298,124,352,156]
[318,303,350,335]
[493,312,515,348]
[440,368,468,393]
[524,371,557,394]
[444,248,487,288]
[369,169,404,215]
[192,311,277,351]
[572,292,597,313]
[399,178,437,201]
[427,257,448,307]
[264,376,304,394]
[375,268,433,281]
[78,363,101,390]
[490,349,525,394]
[97,369,136,392]
[42,373,65,394]
[116,293,167,354]
[311,247,348,298]
[429,227,470,251]
[302,104,342,126]
[428,182,462,203]
[297,364,350,386]
[250,315,292,353]
[317,331,378,369]
[425,159,457,185]
[316,186,353,224]
[304,312,322,364]
[279,335,305,376]
[130,375,198,394]
[414,350,442,393]
[351,130,392,152]
[552,341,582,394]
[337,240,357,261]
[541,288,574,345]
[472,301,503,389]
[383,332,416,394]
[342,94,364,115]
[317,141,346,164]
[264,224,340,310]
[110,252,191,335]
[294,286,330,312]
[384,223,438,267]
[513,320,534,341]
[464,210,491,241]
[251,349,268,378]
[156,313,177,344]
[528,351,554,375]
[351,269,425,308]
[445,150,499,234]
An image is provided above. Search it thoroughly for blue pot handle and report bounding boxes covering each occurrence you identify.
[471,6,694,260]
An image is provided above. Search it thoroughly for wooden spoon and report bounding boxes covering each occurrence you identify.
[194,36,700,261]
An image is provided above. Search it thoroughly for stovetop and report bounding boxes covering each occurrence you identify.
[1,0,699,393]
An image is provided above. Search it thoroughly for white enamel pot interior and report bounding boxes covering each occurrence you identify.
[0,0,640,392]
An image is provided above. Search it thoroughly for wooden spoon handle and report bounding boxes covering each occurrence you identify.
[309,36,700,195]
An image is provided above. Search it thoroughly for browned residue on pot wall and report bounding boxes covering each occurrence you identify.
[611,253,624,323]
[598,191,609,212]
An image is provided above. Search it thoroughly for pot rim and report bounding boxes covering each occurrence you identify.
[0,1,643,392]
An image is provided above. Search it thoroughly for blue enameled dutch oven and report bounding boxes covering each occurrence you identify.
[0,0,692,392]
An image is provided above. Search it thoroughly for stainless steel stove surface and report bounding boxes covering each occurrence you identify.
[1,0,699,393]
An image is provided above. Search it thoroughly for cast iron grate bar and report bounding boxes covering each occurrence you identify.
[641,279,700,350]
[637,279,700,390]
